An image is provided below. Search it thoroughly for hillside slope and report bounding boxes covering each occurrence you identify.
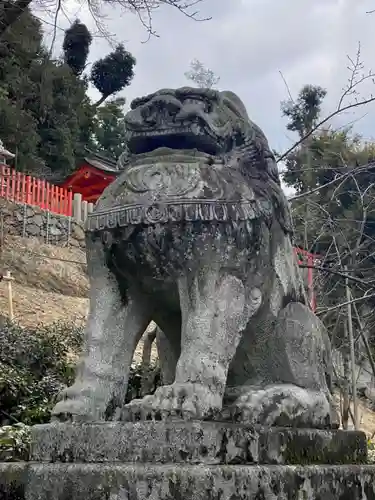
[0,235,154,362]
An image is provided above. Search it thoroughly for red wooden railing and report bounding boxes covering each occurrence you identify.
[0,165,73,216]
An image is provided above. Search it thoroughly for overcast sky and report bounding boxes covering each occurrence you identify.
[45,0,375,162]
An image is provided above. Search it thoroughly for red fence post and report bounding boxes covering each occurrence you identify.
[46,182,51,211]
[15,172,21,203]
[20,173,26,203]
[25,176,32,204]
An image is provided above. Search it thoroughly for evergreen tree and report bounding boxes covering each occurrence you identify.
[0,9,96,178]
[91,98,127,161]
[90,45,136,107]
[0,8,46,173]
[63,19,92,77]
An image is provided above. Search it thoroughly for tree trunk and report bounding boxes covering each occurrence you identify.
[93,94,109,108]
[342,319,350,430]
[0,0,33,38]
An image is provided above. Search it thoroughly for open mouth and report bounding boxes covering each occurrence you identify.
[127,128,219,156]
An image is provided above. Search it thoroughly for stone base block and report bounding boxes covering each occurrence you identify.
[1,463,375,500]
[30,421,367,465]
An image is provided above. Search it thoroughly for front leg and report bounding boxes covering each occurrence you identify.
[123,268,254,420]
[52,237,151,422]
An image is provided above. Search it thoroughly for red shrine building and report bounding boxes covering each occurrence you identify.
[59,152,119,203]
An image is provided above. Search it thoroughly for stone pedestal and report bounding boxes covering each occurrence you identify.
[1,422,375,499]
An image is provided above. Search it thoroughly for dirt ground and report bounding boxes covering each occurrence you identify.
[0,235,154,363]
[0,235,374,434]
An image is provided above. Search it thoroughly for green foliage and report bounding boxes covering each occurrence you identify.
[63,19,92,77]
[90,44,136,103]
[32,59,95,178]
[0,320,83,426]
[0,8,47,174]
[0,424,31,462]
[0,12,136,178]
[369,439,375,464]
[126,363,161,403]
[0,318,161,461]
[0,11,95,178]
[281,84,327,137]
[92,98,127,160]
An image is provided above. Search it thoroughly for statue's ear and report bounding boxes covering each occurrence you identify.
[220,91,249,120]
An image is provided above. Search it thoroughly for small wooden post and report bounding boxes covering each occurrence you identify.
[3,270,14,321]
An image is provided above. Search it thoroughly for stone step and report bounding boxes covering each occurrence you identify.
[30,421,367,465]
[1,462,375,499]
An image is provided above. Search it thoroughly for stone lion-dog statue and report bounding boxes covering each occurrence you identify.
[52,87,338,428]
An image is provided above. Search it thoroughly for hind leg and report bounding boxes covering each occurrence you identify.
[226,303,339,428]
[154,314,181,386]
[52,237,151,422]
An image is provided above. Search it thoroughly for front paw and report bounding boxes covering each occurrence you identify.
[51,396,97,422]
[121,383,222,421]
[51,383,105,422]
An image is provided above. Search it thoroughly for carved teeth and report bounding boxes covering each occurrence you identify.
[129,126,205,139]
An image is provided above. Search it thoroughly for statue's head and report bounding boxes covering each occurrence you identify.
[122,87,247,156]
[114,86,291,233]
[120,87,279,181]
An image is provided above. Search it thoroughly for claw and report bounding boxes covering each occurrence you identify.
[120,383,221,422]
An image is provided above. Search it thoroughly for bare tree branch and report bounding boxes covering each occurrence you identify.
[0,0,210,41]
[317,292,375,316]
[298,264,375,286]
[278,43,375,163]
[279,70,295,103]
[289,162,375,202]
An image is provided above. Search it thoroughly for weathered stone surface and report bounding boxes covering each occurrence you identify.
[1,462,375,500]
[72,222,85,240]
[52,87,338,429]
[0,198,85,248]
[31,214,44,227]
[30,422,367,466]
[25,223,39,236]
[49,225,62,236]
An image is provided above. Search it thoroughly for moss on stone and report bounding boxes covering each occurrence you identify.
[278,430,367,465]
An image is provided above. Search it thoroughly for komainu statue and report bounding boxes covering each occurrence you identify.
[52,87,338,428]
